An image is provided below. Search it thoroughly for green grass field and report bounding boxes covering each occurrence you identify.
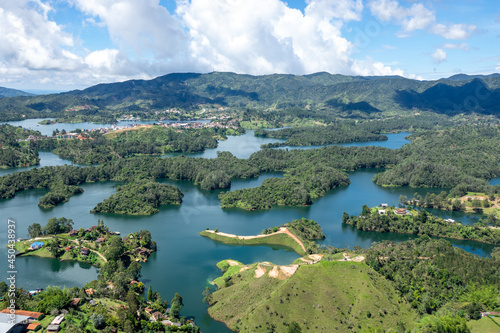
[200,230,306,255]
[208,260,417,333]
[468,316,500,333]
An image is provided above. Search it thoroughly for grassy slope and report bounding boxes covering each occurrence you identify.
[200,230,305,256]
[468,316,500,333]
[208,260,417,333]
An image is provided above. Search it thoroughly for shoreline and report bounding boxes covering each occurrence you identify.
[200,228,307,255]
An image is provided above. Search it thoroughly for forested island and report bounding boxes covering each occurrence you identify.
[91,179,183,215]
[32,125,241,164]
[256,124,388,147]
[343,205,500,245]
[201,218,325,255]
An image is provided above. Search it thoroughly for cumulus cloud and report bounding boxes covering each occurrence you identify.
[369,0,476,40]
[176,0,408,76]
[443,42,470,51]
[432,48,447,63]
[0,0,81,71]
[0,0,418,89]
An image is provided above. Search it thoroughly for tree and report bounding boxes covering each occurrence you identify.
[91,313,106,329]
[28,223,43,238]
[105,237,124,261]
[288,322,302,333]
[48,238,63,258]
[202,287,212,304]
[417,315,469,333]
[170,293,183,318]
[44,217,74,234]
[399,195,407,205]
[147,286,153,301]
[342,211,350,223]
[36,287,71,313]
[126,290,138,317]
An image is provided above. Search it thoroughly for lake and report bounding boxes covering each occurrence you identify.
[0,120,494,333]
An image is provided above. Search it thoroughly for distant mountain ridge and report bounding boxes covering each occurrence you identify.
[0,87,34,98]
[1,72,500,121]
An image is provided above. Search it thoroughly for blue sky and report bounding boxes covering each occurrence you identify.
[0,0,499,91]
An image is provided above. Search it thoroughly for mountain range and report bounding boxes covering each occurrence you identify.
[1,72,499,121]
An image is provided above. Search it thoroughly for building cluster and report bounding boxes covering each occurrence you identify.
[0,309,44,333]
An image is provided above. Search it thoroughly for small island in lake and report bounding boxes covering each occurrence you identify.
[91,179,183,215]
[201,218,326,256]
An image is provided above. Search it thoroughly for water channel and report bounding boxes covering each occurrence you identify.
[0,119,494,333]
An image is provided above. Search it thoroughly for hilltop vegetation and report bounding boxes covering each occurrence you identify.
[3,72,500,121]
[207,235,500,332]
[365,237,500,316]
[207,260,417,333]
[0,86,33,97]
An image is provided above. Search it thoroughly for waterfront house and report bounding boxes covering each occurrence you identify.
[70,298,81,307]
[0,313,31,333]
[80,247,90,256]
[380,203,388,207]
[395,208,408,215]
[85,288,95,295]
[26,322,41,331]
[152,311,163,321]
[68,230,78,237]
[0,309,44,322]
[378,209,386,215]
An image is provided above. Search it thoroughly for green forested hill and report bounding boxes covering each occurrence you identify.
[0,86,33,98]
[208,260,417,332]
[1,72,500,121]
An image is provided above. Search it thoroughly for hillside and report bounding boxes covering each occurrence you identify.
[0,86,33,98]
[207,260,417,332]
[2,72,500,121]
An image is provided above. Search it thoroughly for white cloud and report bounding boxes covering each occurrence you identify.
[443,42,470,51]
[369,0,477,40]
[176,0,408,77]
[0,0,418,89]
[432,48,447,63]
[0,0,81,71]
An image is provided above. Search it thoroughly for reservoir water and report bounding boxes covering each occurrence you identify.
[1,120,495,333]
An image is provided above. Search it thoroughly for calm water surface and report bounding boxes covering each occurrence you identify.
[0,121,494,333]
